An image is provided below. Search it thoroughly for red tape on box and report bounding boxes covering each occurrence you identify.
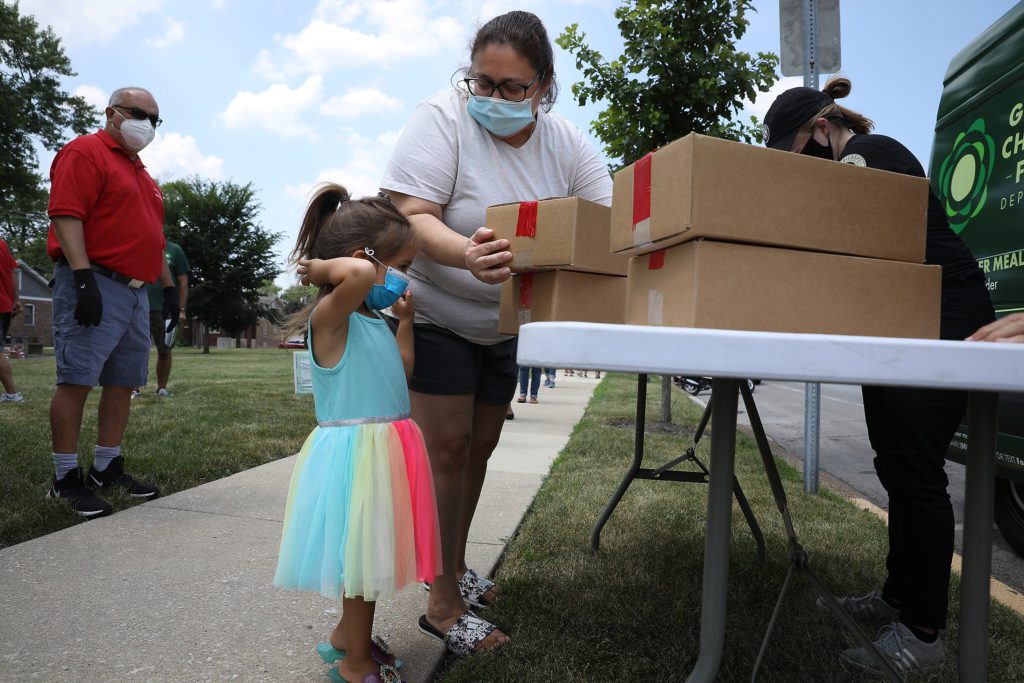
[632,152,653,240]
[519,273,534,308]
[516,201,538,237]
[647,249,666,270]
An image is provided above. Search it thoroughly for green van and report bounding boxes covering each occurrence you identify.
[930,2,1024,556]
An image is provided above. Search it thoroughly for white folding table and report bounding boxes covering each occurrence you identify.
[517,322,1024,683]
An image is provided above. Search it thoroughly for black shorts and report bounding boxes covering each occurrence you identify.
[0,312,10,341]
[410,323,518,405]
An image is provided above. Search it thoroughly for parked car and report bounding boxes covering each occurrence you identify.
[278,337,307,349]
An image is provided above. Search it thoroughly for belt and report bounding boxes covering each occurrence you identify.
[58,257,146,289]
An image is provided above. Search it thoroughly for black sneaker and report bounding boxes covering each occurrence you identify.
[47,467,113,518]
[87,456,160,499]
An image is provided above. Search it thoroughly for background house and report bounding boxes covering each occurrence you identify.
[7,260,53,353]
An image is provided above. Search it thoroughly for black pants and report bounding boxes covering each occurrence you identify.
[863,385,966,630]
[863,273,994,630]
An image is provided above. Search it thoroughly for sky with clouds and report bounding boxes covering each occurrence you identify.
[16,0,1015,287]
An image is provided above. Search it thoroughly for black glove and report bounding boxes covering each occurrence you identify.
[72,268,103,327]
[162,286,180,332]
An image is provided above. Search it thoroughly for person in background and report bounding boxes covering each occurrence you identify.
[380,10,611,655]
[0,238,24,403]
[763,77,995,674]
[542,367,556,388]
[134,239,190,398]
[45,86,177,518]
[517,366,542,404]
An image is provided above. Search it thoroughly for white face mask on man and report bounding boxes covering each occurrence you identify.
[112,108,156,151]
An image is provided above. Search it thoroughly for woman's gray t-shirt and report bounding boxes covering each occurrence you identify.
[380,89,613,345]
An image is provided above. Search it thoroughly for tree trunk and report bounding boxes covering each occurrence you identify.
[202,321,210,355]
[660,375,672,423]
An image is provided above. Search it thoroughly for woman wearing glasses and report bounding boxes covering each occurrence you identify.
[381,10,611,655]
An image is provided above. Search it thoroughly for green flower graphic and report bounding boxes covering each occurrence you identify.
[937,118,996,234]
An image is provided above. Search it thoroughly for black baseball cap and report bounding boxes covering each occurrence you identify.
[761,87,833,151]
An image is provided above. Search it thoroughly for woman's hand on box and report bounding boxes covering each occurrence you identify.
[465,227,512,285]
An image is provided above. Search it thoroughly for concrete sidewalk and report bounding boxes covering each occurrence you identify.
[0,375,598,683]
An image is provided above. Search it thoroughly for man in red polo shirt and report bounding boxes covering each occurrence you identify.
[0,238,23,403]
[45,86,178,518]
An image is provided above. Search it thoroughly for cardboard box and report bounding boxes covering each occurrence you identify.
[487,197,627,276]
[611,133,929,263]
[626,240,941,338]
[499,270,627,335]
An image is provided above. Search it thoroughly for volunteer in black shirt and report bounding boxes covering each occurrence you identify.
[762,77,994,674]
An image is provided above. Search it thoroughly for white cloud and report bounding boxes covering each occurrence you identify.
[20,0,163,47]
[259,0,464,77]
[285,127,402,201]
[146,17,185,48]
[220,75,324,137]
[143,133,225,181]
[320,88,402,118]
[73,85,108,112]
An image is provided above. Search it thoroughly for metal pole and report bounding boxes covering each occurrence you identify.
[803,383,820,493]
[801,0,821,493]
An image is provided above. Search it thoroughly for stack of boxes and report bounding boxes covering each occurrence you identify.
[488,198,628,334]
[491,132,941,339]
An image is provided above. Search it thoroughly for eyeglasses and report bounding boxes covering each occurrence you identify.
[111,104,163,128]
[461,72,542,102]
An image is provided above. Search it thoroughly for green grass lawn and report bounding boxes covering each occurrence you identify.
[438,373,1024,683]
[0,348,314,548]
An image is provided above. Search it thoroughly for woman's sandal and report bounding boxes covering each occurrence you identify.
[316,636,402,668]
[458,569,497,609]
[417,611,501,656]
[421,569,497,609]
[327,662,404,683]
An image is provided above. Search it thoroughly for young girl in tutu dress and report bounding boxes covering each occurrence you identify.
[274,184,440,683]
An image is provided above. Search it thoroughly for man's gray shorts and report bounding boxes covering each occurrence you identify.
[52,262,150,387]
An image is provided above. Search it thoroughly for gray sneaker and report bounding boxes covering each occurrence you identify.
[841,622,944,673]
[1,392,24,403]
[817,589,899,622]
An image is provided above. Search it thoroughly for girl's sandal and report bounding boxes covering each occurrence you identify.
[317,636,402,668]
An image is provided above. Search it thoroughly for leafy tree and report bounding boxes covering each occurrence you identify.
[161,177,282,352]
[557,0,779,168]
[0,1,97,271]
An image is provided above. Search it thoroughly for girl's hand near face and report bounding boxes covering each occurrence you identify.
[391,288,415,323]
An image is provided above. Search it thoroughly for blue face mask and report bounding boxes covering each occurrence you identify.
[363,248,410,310]
[467,94,535,137]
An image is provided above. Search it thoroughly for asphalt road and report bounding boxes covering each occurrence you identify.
[689,380,1024,595]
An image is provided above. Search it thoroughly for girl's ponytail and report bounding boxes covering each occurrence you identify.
[290,183,351,262]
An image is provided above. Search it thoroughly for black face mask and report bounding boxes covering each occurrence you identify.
[801,135,833,160]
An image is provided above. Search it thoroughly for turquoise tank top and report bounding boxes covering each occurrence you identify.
[308,310,410,425]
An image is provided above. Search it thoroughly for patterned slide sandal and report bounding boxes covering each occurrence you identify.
[417,611,499,656]
[316,636,403,669]
[421,569,498,609]
[327,662,403,683]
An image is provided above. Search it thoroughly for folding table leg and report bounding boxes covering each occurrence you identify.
[686,377,739,683]
[591,373,648,552]
[959,391,997,683]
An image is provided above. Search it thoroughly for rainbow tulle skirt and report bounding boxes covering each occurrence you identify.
[274,418,441,600]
